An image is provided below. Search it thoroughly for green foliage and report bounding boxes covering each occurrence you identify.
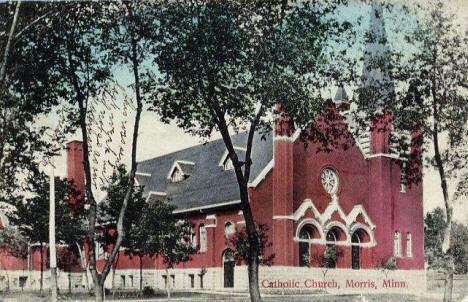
[383,257,397,271]
[425,208,468,274]
[228,224,274,266]
[98,164,195,267]
[150,5,349,299]
[371,1,468,187]
[0,3,68,204]
[151,1,345,137]
[323,246,337,268]
[6,169,86,248]
[129,201,197,268]
[0,226,28,259]
[97,164,146,249]
[301,252,311,268]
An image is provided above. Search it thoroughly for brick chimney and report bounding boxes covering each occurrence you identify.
[66,141,85,214]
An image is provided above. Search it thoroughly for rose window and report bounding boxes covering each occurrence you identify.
[321,168,339,194]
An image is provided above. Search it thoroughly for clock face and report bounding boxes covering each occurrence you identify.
[321,168,339,194]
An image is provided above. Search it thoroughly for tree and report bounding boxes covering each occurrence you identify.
[127,200,197,295]
[228,224,274,266]
[99,165,197,293]
[0,225,28,291]
[150,2,347,300]
[98,164,146,241]
[309,246,342,289]
[425,208,468,275]
[374,257,396,278]
[6,169,85,293]
[13,2,152,300]
[97,164,146,291]
[0,2,65,208]
[385,2,468,301]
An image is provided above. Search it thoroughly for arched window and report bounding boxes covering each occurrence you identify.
[189,226,197,248]
[199,224,207,252]
[325,229,338,268]
[351,231,361,270]
[406,232,412,257]
[394,231,401,257]
[222,249,235,288]
[326,229,337,242]
[224,222,235,236]
[298,228,311,267]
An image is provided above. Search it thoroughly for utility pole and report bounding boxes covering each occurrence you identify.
[49,163,58,302]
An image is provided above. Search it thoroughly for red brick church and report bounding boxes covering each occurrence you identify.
[0,1,425,293]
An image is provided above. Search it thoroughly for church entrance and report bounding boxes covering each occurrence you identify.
[351,228,371,269]
[351,232,360,269]
[223,249,235,288]
[299,228,311,267]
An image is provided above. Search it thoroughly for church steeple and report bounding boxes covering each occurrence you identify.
[360,0,395,112]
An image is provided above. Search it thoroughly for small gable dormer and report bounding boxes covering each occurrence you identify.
[168,160,195,182]
[218,146,246,171]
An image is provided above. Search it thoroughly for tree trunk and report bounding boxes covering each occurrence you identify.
[65,9,144,301]
[94,280,104,302]
[214,107,263,302]
[40,242,43,293]
[443,263,454,302]
[432,89,454,302]
[83,23,144,300]
[139,254,143,292]
[247,254,261,301]
[111,251,120,290]
[75,243,90,292]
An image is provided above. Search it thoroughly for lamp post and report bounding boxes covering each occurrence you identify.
[49,162,58,302]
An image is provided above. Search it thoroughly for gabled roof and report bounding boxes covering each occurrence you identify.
[137,131,273,212]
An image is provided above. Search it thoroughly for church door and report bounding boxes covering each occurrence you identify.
[352,246,360,269]
[351,232,360,269]
[223,249,235,288]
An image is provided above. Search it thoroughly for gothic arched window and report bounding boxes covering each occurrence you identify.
[406,232,412,258]
[189,226,197,248]
[199,224,207,252]
[224,221,235,236]
[394,231,401,257]
[298,228,311,267]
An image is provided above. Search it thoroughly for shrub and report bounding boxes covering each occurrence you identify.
[142,286,155,297]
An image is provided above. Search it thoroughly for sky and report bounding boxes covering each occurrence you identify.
[35,0,468,222]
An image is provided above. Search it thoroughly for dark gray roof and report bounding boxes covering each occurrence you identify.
[137,131,273,211]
